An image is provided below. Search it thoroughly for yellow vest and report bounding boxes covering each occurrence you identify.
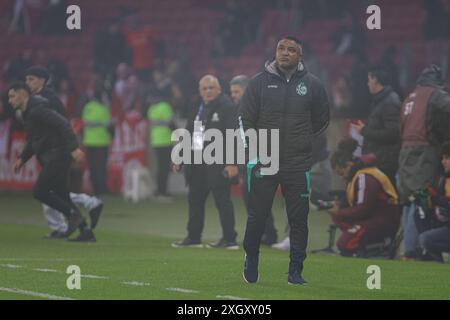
[347,167,398,206]
[82,101,112,147]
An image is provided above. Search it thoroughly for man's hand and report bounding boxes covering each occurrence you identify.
[223,165,239,178]
[350,120,365,134]
[172,164,182,173]
[327,201,340,215]
[71,148,85,163]
[13,158,23,174]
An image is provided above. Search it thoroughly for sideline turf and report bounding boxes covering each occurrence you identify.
[0,193,449,299]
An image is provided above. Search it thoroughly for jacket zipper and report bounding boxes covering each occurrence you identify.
[279,76,290,167]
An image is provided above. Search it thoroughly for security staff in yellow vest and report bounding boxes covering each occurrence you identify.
[82,95,112,195]
[147,98,174,200]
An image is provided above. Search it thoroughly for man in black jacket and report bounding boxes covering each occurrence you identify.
[8,82,84,238]
[230,74,278,246]
[24,66,67,117]
[172,75,239,249]
[239,36,329,285]
[24,66,102,241]
[351,65,402,185]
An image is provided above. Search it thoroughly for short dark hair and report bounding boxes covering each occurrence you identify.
[230,75,250,90]
[441,141,450,157]
[368,65,391,86]
[8,82,31,95]
[330,139,359,169]
[24,66,50,82]
[281,36,302,46]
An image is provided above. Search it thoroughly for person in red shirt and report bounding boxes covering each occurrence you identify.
[123,14,161,82]
[328,139,401,257]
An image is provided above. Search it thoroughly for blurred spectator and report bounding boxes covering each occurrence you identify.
[123,14,162,82]
[166,59,197,117]
[229,74,249,105]
[350,65,402,185]
[94,20,129,81]
[329,139,401,257]
[151,68,184,112]
[76,73,110,118]
[82,91,113,196]
[147,96,175,200]
[114,63,130,99]
[3,49,33,82]
[110,63,130,120]
[398,64,450,260]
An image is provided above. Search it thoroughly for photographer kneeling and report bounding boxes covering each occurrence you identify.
[328,139,401,257]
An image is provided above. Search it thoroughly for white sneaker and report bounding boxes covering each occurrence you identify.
[271,237,290,250]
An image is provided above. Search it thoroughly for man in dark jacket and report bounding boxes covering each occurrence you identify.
[25,66,67,117]
[172,75,239,249]
[25,66,102,241]
[239,36,330,285]
[351,65,402,185]
[399,64,450,259]
[230,74,278,246]
[8,82,84,237]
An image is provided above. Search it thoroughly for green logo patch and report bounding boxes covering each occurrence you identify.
[296,82,307,96]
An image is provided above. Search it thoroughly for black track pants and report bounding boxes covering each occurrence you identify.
[244,166,310,271]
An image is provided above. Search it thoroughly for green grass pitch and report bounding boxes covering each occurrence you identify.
[0,193,449,300]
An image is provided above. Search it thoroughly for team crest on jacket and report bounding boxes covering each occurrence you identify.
[296,82,307,96]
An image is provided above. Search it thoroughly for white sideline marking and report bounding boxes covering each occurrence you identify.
[0,287,75,300]
[216,295,248,300]
[166,287,199,293]
[0,264,23,269]
[122,281,151,286]
[81,274,108,279]
[33,268,60,273]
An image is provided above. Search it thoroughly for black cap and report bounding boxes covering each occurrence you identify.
[24,66,50,82]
